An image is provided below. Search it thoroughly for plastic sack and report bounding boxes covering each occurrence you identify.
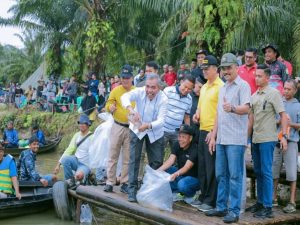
[137,165,173,212]
[80,203,92,224]
[89,113,113,169]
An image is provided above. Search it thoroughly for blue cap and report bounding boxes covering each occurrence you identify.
[78,114,92,126]
[120,64,133,78]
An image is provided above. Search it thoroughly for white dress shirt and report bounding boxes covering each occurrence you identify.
[121,87,168,143]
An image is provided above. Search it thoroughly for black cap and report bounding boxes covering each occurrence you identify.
[201,55,218,68]
[196,49,208,56]
[176,124,194,135]
[120,64,133,78]
[262,44,280,58]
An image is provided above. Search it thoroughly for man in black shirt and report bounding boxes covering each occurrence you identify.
[158,124,200,199]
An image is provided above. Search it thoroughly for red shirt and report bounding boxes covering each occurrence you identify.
[282,60,293,77]
[164,72,177,86]
[238,64,257,94]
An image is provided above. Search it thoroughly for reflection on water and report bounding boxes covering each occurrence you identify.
[1,208,76,225]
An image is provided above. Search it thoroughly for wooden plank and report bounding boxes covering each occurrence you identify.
[70,185,300,225]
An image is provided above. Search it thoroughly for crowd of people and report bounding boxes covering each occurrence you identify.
[0,43,299,224]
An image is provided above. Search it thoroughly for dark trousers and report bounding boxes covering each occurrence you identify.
[128,131,164,195]
[198,130,217,206]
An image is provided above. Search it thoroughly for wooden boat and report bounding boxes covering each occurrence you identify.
[0,181,53,219]
[5,136,62,156]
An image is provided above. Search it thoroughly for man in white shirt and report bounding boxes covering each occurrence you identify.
[54,114,93,185]
[121,74,168,202]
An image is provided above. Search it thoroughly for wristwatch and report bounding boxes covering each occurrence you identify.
[230,105,236,113]
[282,134,288,140]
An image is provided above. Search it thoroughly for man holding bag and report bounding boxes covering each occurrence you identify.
[121,73,168,202]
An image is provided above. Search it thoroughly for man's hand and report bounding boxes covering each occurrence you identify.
[53,163,60,175]
[208,137,216,155]
[280,138,288,152]
[193,112,200,124]
[222,97,231,112]
[40,178,48,187]
[109,103,116,113]
[205,131,212,144]
[15,191,22,200]
[169,173,178,181]
[138,123,150,132]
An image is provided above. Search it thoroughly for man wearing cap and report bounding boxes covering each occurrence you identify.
[191,49,208,83]
[54,114,93,184]
[246,64,288,218]
[158,124,200,200]
[262,44,288,94]
[238,47,258,95]
[192,55,224,211]
[19,136,57,187]
[163,75,195,149]
[0,144,21,199]
[177,60,190,83]
[205,53,251,223]
[103,64,135,193]
[3,121,19,148]
[121,73,168,202]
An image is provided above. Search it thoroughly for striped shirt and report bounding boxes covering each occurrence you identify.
[216,76,251,146]
[163,86,192,133]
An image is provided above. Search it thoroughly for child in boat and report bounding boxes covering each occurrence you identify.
[18,136,57,187]
[32,125,46,146]
[0,143,21,199]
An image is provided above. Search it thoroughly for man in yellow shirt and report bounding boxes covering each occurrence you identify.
[104,65,135,193]
[192,55,224,211]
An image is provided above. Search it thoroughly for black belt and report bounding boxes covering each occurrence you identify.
[114,120,129,128]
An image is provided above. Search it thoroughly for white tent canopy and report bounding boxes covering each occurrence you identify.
[21,61,48,90]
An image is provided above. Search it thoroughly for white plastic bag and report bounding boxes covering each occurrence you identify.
[137,165,173,212]
[89,113,113,169]
[80,203,92,224]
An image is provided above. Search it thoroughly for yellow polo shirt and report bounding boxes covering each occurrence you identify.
[105,85,135,123]
[198,77,224,131]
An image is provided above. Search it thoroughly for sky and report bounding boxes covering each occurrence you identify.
[0,0,23,48]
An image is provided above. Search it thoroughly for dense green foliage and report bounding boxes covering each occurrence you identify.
[0,0,299,83]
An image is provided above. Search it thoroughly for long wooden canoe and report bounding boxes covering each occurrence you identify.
[0,181,53,219]
[4,136,62,156]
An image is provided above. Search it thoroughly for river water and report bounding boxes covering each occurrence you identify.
[3,150,147,225]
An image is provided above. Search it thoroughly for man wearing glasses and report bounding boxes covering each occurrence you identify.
[238,48,258,95]
[205,53,251,223]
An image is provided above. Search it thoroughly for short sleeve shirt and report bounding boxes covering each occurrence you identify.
[0,155,17,177]
[198,77,224,131]
[251,86,285,143]
[171,142,198,177]
[217,76,251,146]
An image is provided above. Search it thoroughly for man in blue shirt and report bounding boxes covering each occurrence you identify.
[19,136,57,187]
[88,73,99,97]
[3,121,19,148]
[32,125,46,146]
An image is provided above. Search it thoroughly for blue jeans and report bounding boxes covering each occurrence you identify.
[60,155,90,180]
[252,142,276,208]
[216,144,245,216]
[166,166,200,197]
